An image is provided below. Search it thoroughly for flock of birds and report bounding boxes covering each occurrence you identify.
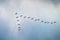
[15,13,56,31]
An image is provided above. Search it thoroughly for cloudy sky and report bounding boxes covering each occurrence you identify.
[0,0,60,40]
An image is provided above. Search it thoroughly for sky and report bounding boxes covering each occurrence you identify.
[0,0,60,40]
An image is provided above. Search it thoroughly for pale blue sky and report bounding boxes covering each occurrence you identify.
[0,0,60,40]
